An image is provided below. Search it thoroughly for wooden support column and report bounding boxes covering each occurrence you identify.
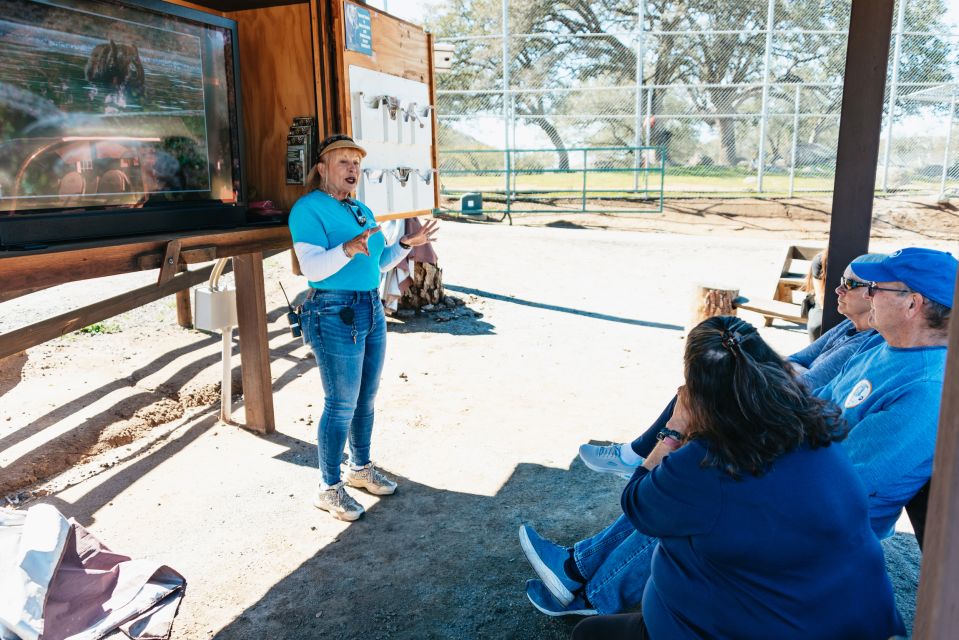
[915,271,959,638]
[821,0,894,332]
[175,263,193,328]
[233,252,275,434]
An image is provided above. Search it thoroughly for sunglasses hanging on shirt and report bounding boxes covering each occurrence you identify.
[338,198,368,226]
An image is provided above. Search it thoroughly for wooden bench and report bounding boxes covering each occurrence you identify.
[734,296,807,324]
[739,244,824,327]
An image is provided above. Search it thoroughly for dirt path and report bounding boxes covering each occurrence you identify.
[1,204,953,638]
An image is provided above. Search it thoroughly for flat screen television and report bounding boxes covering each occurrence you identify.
[0,0,247,250]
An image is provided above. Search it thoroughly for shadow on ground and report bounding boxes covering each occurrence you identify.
[213,459,625,640]
[207,454,922,639]
[386,307,496,336]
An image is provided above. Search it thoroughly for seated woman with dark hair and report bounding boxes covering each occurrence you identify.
[563,317,904,639]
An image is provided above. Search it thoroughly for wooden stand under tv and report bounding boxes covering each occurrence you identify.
[0,224,291,433]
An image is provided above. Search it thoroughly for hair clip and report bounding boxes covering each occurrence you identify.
[720,330,743,353]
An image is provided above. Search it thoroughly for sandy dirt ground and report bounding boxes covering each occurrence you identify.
[1,195,957,639]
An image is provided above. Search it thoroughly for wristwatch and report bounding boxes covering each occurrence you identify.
[656,427,685,445]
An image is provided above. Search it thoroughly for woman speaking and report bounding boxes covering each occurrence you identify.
[289,134,438,521]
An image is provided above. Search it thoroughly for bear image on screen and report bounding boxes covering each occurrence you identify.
[0,0,240,218]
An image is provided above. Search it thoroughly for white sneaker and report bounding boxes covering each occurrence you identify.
[578,443,641,479]
[313,482,365,521]
[345,462,397,496]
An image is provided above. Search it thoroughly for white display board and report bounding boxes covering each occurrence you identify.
[349,65,436,215]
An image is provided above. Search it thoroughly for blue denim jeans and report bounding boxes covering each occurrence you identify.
[573,514,658,614]
[302,289,387,485]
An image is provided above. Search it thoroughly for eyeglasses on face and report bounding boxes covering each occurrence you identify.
[339,198,367,226]
[865,282,912,297]
[838,276,870,291]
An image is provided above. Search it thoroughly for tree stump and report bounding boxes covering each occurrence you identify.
[687,285,739,333]
[401,262,445,310]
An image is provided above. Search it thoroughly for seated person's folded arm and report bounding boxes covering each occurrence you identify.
[621,443,722,540]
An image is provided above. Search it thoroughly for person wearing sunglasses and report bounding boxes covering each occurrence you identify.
[814,247,954,538]
[519,254,886,617]
[289,134,439,521]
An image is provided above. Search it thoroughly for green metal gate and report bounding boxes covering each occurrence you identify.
[438,146,666,221]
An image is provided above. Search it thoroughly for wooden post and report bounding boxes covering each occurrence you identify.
[175,263,193,328]
[914,270,959,638]
[233,252,275,434]
[822,0,894,332]
[687,285,739,333]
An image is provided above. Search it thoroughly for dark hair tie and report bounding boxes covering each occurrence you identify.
[721,330,743,355]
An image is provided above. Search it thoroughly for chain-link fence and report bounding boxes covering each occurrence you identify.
[427,0,958,204]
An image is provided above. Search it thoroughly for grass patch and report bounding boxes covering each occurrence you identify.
[77,321,122,335]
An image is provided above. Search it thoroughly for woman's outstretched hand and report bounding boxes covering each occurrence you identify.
[400,219,439,248]
[343,225,381,258]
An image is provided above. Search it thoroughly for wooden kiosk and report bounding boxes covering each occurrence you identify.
[0,0,441,434]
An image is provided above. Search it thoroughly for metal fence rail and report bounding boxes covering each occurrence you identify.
[439,146,666,218]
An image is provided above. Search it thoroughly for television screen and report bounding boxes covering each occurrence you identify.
[0,0,245,247]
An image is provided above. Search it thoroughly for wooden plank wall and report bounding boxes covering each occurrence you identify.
[227,4,317,211]
[332,2,432,139]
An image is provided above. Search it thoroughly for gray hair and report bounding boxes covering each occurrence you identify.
[922,296,952,330]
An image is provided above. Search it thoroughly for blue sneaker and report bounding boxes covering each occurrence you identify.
[578,443,641,479]
[526,579,597,617]
[518,524,583,606]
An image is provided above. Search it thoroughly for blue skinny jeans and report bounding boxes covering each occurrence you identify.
[302,289,387,485]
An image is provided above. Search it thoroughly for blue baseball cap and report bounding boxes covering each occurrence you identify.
[851,247,958,308]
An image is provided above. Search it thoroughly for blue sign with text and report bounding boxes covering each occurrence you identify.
[344,2,373,56]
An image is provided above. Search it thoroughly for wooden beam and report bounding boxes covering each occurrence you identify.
[427,32,441,209]
[0,264,216,361]
[821,0,894,332]
[175,263,193,329]
[233,252,275,433]
[311,0,338,135]
[378,209,433,222]
[915,269,959,638]
[0,225,290,294]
